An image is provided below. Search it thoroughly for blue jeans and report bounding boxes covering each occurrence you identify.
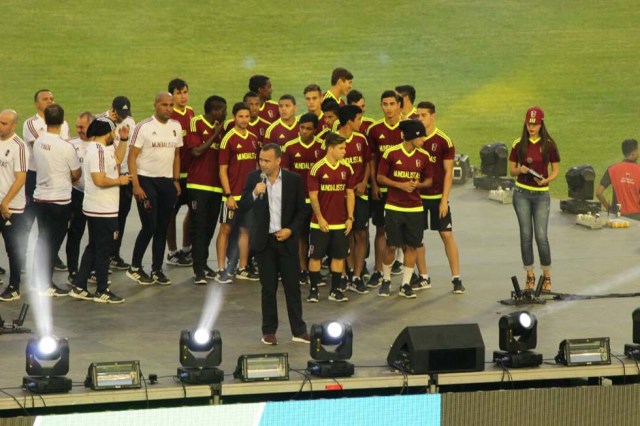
[512,187,551,269]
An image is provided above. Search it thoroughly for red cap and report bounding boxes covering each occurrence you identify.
[525,107,544,125]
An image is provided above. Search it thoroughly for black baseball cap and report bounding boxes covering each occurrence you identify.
[112,96,132,118]
[87,116,116,138]
[399,119,426,140]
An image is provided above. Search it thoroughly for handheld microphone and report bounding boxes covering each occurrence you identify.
[259,172,267,199]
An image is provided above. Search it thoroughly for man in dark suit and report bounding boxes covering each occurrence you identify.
[239,143,309,345]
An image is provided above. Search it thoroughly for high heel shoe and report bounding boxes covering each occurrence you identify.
[525,275,535,291]
[542,276,551,293]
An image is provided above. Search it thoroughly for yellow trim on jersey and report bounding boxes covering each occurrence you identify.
[310,157,354,174]
[250,116,270,127]
[310,222,347,230]
[322,90,341,104]
[529,137,541,144]
[425,128,454,148]
[259,100,279,111]
[384,204,424,213]
[359,194,369,201]
[265,118,299,139]
[382,143,430,160]
[420,194,443,200]
[220,127,256,148]
[190,114,215,132]
[222,195,242,202]
[223,118,234,131]
[179,172,188,178]
[515,182,549,191]
[283,136,321,152]
[186,183,223,193]
[173,106,193,116]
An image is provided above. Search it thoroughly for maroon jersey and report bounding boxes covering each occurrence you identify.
[171,106,195,177]
[282,136,324,202]
[259,100,280,123]
[322,91,345,107]
[403,108,418,120]
[341,131,371,195]
[358,117,375,135]
[367,119,403,192]
[378,144,433,212]
[219,128,259,199]
[308,158,355,229]
[186,115,222,192]
[421,128,455,198]
[509,137,560,191]
[264,118,299,146]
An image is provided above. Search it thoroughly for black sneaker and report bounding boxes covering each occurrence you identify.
[151,270,172,286]
[299,270,309,285]
[69,285,94,301]
[88,272,111,285]
[339,276,348,292]
[391,260,403,275]
[346,268,354,285]
[94,288,125,304]
[410,272,420,285]
[67,272,77,285]
[110,256,130,270]
[40,283,69,297]
[215,270,233,284]
[452,277,466,294]
[349,278,369,294]
[367,271,383,288]
[378,279,391,297]
[411,276,432,291]
[306,289,319,303]
[166,250,192,267]
[328,290,349,302]
[183,250,193,264]
[193,274,207,285]
[204,266,217,280]
[399,283,417,299]
[126,267,155,285]
[0,286,20,302]
[236,268,259,281]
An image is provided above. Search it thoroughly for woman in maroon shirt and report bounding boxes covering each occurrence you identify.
[508,107,560,293]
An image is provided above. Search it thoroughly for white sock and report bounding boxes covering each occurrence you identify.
[169,249,179,256]
[421,274,430,280]
[403,268,413,286]
[382,263,392,281]
[182,246,192,254]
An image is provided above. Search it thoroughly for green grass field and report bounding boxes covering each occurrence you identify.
[3,0,640,198]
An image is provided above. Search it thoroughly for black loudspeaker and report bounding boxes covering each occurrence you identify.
[387,324,485,374]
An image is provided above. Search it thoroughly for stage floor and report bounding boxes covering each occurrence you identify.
[1,180,639,405]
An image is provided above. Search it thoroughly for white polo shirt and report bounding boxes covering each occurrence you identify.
[82,142,119,218]
[97,111,135,174]
[0,134,28,213]
[22,114,70,172]
[68,137,89,192]
[130,115,182,178]
[33,132,80,205]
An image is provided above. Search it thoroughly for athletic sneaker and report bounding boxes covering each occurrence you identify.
[151,270,172,285]
[411,276,432,291]
[292,332,311,343]
[236,268,259,281]
[338,276,348,292]
[183,250,193,263]
[391,260,403,275]
[204,266,217,280]
[67,272,77,285]
[88,272,111,285]
[54,256,68,272]
[0,286,20,302]
[126,267,155,285]
[166,250,192,267]
[93,288,125,304]
[398,284,417,299]
[306,289,319,303]
[378,280,391,297]
[299,270,309,285]
[367,271,383,288]
[215,270,233,284]
[69,285,94,301]
[349,278,369,294]
[261,334,278,345]
[452,278,466,294]
[328,290,349,302]
[110,256,130,270]
[193,274,207,285]
[346,268,354,285]
[40,283,69,297]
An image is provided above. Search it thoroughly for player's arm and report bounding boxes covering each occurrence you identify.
[0,171,26,219]
[191,124,221,157]
[345,188,355,235]
[173,148,181,196]
[595,169,611,212]
[114,125,130,165]
[128,146,146,200]
[377,173,415,192]
[309,190,328,232]
[356,161,370,196]
[535,162,559,186]
[219,164,237,209]
[369,155,381,199]
[91,172,129,188]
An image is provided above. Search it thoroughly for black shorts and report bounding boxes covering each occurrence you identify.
[385,209,424,248]
[422,198,453,231]
[353,197,369,231]
[309,228,349,260]
[370,191,387,227]
[174,177,189,211]
[219,200,250,228]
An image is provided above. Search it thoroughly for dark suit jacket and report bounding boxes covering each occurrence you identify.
[239,168,307,254]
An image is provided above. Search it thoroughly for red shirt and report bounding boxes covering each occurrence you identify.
[259,100,280,124]
[307,158,355,229]
[264,118,299,146]
[282,137,324,201]
[601,161,640,215]
[421,128,455,198]
[378,144,433,212]
[219,128,259,199]
[186,115,222,192]
[509,138,561,191]
[341,131,371,196]
[171,106,195,177]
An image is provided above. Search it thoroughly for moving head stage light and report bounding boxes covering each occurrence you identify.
[23,336,72,394]
[473,142,514,190]
[493,311,543,368]
[560,164,601,214]
[178,329,224,384]
[308,321,354,377]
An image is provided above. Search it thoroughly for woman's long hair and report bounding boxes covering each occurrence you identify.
[517,121,557,165]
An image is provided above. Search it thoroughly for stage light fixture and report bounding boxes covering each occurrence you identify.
[23,335,72,394]
[308,320,354,377]
[493,311,543,368]
[473,143,513,190]
[178,328,224,384]
[555,337,610,366]
[560,164,601,213]
[452,154,471,184]
[85,360,142,390]
[623,308,640,359]
[233,353,289,382]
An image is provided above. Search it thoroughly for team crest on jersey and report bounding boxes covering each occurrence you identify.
[268,110,274,118]
[526,157,533,164]
[416,159,421,168]
[252,140,257,149]
[356,143,361,151]
[432,143,438,152]
[341,171,346,180]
